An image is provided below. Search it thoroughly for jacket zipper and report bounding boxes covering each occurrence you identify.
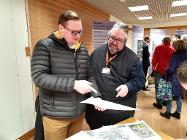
[73,50,79,80]
[73,49,80,115]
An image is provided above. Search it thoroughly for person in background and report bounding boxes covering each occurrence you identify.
[142,36,151,91]
[152,36,175,109]
[34,87,45,140]
[181,34,187,47]
[160,40,187,119]
[175,34,181,40]
[31,10,100,140]
[85,22,145,129]
[178,60,187,90]
[177,60,187,139]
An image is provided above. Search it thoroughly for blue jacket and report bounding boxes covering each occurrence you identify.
[167,48,187,97]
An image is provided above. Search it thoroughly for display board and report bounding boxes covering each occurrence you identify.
[92,21,115,49]
[131,25,144,55]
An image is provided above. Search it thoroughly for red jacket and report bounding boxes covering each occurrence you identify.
[152,43,175,75]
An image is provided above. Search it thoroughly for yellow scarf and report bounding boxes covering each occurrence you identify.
[54,31,81,51]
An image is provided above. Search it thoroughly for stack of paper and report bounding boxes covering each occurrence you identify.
[66,121,161,140]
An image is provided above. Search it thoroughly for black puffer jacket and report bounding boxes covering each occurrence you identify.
[31,32,100,118]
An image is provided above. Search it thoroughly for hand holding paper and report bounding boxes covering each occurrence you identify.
[80,97,139,111]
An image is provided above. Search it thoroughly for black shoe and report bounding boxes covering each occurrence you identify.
[160,112,171,119]
[153,103,162,109]
[162,101,167,106]
[171,111,180,119]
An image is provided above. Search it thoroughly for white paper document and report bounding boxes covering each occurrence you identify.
[80,96,139,111]
[66,120,161,140]
[65,131,94,140]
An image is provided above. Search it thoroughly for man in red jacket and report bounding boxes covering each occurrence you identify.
[152,36,175,109]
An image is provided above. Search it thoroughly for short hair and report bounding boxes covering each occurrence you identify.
[177,60,187,83]
[108,22,128,43]
[162,36,171,44]
[144,36,150,41]
[58,10,81,25]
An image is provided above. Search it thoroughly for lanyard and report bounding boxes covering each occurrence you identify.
[105,49,117,66]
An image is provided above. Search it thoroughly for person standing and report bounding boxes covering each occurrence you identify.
[160,40,187,119]
[177,60,187,139]
[142,36,151,90]
[31,10,100,140]
[152,36,175,109]
[34,91,45,140]
[178,60,187,89]
[85,22,145,129]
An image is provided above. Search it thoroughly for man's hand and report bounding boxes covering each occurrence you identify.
[116,84,128,97]
[73,80,97,94]
[94,98,106,112]
[94,106,106,112]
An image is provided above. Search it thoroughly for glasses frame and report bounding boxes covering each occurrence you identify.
[109,35,125,44]
[63,26,84,36]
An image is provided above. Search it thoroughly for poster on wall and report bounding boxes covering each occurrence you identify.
[149,29,166,74]
[137,40,144,61]
[131,25,144,55]
[150,29,166,53]
[92,21,115,49]
[176,30,187,36]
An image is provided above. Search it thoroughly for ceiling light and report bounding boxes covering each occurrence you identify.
[172,0,187,7]
[170,13,187,17]
[138,16,153,20]
[128,5,149,12]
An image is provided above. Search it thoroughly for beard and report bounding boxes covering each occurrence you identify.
[108,43,120,54]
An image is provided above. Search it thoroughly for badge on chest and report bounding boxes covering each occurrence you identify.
[102,67,110,74]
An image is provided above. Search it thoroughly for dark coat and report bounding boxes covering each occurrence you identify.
[31,32,100,118]
[86,44,145,129]
[142,42,150,68]
[167,49,187,97]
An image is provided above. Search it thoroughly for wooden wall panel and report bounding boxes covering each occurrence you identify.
[27,0,109,54]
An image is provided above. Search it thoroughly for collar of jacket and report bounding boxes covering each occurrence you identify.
[48,31,81,51]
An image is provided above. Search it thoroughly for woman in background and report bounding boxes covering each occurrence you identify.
[160,40,187,119]
[177,60,187,139]
[177,60,187,89]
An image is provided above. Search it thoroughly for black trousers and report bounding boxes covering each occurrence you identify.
[143,65,149,78]
[34,96,45,140]
[86,104,135,130]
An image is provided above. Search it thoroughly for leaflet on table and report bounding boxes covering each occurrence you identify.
[66,120,161,140]
[80,96,139,111]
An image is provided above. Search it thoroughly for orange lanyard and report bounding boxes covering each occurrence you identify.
[105,49,117,66]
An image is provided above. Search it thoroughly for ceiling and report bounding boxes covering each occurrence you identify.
[84,0,187,28]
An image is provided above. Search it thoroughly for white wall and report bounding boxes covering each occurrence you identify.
[0,0,35,139]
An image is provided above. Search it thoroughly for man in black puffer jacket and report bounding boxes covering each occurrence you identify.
[31,10,100,140]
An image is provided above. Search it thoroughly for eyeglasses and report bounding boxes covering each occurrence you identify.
[109,35,125,44]
[64,26,84,36]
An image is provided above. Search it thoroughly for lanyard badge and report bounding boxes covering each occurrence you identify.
[102,49,117,74]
